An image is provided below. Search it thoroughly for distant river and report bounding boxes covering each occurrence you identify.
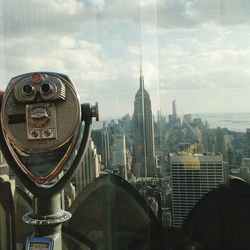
[191,113,250,133]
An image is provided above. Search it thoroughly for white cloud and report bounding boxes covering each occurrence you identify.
[59,37,76,49]
[1,0,250,117]
[90,0,105,13]
[0,0,90,38]
[189,0,250,26]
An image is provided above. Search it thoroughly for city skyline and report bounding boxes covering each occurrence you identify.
[93,107,250,134]
[1,1,250,117]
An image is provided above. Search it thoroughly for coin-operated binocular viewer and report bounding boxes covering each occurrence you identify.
[0,72,99,250]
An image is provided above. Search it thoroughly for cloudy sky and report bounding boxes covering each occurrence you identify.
[1,0,250,119]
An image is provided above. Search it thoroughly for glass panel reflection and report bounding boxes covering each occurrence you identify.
[63,174,163,250]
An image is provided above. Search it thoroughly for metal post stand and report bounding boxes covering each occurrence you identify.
[23,192,71,249]
[0,72,99,250]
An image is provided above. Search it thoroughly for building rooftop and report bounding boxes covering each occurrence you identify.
[170,152,223,163]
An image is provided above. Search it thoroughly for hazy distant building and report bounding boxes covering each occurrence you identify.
[169,100,181,128]
[242,158,250,168]
[179,143,192,152]
[112,134,128,179]
[126,148,132,178]
[133,67,156,177]
[215,127,225,155]
[170,153,224,228]
[102,122,111,169]
[192,118,205,129]
[121,114,132,134]
[112,134,126,166]
[236,158,250,183]
[246,129,250,158]
[91,124,111,170]
[156,110,166,139]
[91,130,102,155]
[183,114,192,125]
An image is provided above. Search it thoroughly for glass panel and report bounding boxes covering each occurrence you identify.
[1,1,250,250]
[63,174,163,250]
[0,203,7,250]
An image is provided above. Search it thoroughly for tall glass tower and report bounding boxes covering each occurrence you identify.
[133,68,156,177]
[170,153,224,228]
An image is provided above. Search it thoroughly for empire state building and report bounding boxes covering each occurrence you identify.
[133,68,156,177]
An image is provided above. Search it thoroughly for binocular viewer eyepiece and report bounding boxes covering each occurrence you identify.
[0,72,98,191]
[15,72,66,103]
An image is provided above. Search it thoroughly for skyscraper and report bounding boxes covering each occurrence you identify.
[91,124,111,170]
[170,153,224,228]
[246,128,250,158]
[73,139,100,195]
[112,134,128,179]
[133,67,156,177]
[102,122,111,169]
[215,127,225,155]
[169,100,181,128]
[172,100,177,120]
